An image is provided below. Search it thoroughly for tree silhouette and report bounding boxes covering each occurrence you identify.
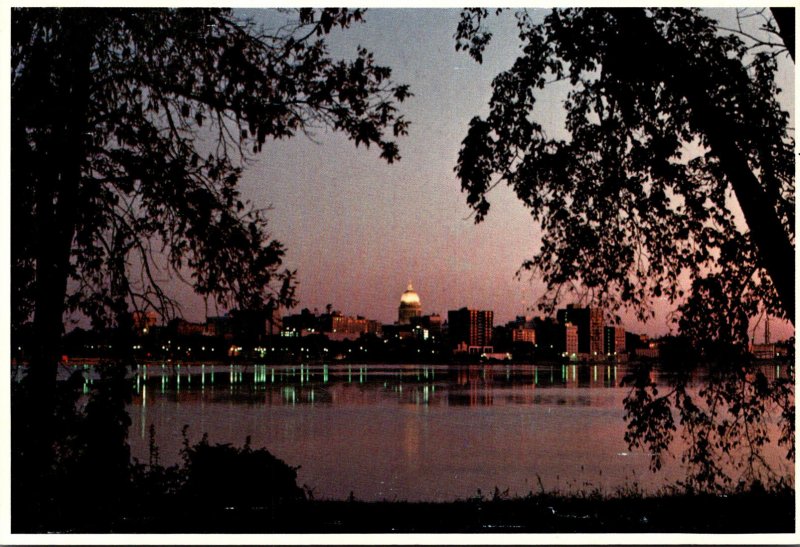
[455,7,794,491]
[11,7,410,519]
[12,8,409,400]
[455,8,793,343]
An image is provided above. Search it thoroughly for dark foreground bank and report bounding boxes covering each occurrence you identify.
[62,489,795,534]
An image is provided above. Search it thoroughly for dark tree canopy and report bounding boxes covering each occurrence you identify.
[11,10,412,504]
[455,8,794,346]
[12,8,410,385]
[454,8,795,491]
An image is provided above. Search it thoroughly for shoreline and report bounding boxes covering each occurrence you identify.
[52,488,796,534]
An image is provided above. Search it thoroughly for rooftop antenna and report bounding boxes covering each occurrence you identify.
[764,314,771,345]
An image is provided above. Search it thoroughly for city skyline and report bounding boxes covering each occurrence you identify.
[163,279,787,347]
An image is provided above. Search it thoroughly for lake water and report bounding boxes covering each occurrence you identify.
[125,362,792,501]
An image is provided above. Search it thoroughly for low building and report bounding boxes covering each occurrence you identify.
[283,308,380,340]
[205,316,228,338]
[512,327,536,344]
[132,310,159,335]
[482,352,512,362]
[751,343,788,360]
[634,346,660,359]
[173,318,205,336]
[411,313,442,336]
[282,308,318,333]
[453,341,494,355]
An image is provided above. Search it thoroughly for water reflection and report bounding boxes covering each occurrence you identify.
[124,362,791,411]
[621,360,794,492]
[121,361,792,501]
[126,362,646,406]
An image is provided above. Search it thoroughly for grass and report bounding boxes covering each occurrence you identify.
[106,486,794,534]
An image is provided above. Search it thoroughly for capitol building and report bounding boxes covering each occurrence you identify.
[398,282,422,324]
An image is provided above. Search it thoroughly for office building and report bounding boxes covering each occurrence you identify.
[604,325,626,356]
[448,307,494,353]
[564,323,579,356]
[557,304,604,356]
[512,326,536,344]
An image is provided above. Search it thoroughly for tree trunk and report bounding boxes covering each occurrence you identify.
[24,11,94,497]
[771,8,795,62]
[611,9,795,324]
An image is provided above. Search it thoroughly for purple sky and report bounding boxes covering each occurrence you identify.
[173,8,794,341]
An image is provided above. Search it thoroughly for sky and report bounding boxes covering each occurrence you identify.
[171,8,794,340]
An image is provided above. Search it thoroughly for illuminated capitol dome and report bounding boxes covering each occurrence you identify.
[398,282,422,324]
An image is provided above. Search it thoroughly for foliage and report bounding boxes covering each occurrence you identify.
[454,8,794,344]
[178,429,305,510]
[455,7,794,492]
[11,7,410,530]
[12,7,410,335]
[621,360,794,493]
[12,362,134,531]
[11,364,306,532]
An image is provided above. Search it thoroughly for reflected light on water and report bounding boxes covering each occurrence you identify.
[124,362,792,502]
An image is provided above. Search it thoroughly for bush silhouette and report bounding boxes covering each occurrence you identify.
[179,433,305,511]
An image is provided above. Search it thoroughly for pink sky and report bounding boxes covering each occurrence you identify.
[169,9,794,341]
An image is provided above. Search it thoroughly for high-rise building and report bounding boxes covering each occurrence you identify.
[448,307,494,353]
[604,325,626,356]
[557,304,604,356]
[564,323,579,356]
[398,283,422,324]
[532,316,561,354]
